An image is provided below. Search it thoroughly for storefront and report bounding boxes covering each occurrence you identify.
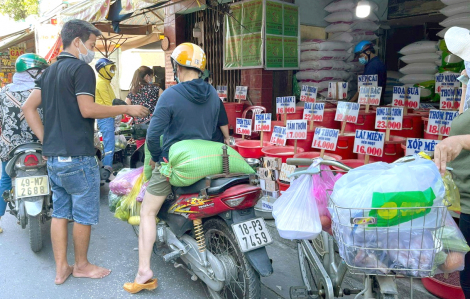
[0,29,34,86]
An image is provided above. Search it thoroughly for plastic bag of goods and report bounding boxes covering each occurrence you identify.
[108,191,123,212]
[413,80,436,101]
[159,140,255,187]
[399,63,438,75]
[110,167,143,196]
[441,0,470,5]
[128,201,142,226]
[400,53,440,64]
[296,70,349,81]
[324,11,378,23]
[324,21,379,34]
[325,0,378,13]
[399,41,438,56]
[440,13,470,28]
[272,164,322,240]
[300,39,352,51]
[300,50,350,61]
[399,74,435,85]
[329,31,378,43]
[437,25,470,38]
[115,134,127,150]
[300,60,349,71]
[143,142,153,181]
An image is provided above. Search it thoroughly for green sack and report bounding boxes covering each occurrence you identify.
[413,80,435,101]
[143,142,152,181]
[160,139,255,187]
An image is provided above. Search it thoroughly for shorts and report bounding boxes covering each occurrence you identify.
[146,163,172,197]
[47,156,100,225]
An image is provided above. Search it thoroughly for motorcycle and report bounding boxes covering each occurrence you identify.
[3,142,52,252]
[153,146,273,298]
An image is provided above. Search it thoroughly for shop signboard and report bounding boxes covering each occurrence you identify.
[300,85,317,102]
[235,86,248,100]
[286,120,307,140]
[358,86,382,106]
[392,86,420,109]
[353,130,385,157]
[303,102,325,122]
[375,107,404,130]
[312,128,339,151]
[0,52,12,68]
[358,75,378,87]
[270,126,287,146]
[405,138,440,156]
[440,88,461,110]
[335,101,359,123]
[426,110,459,136]
[9,47,25,61]
[328,82,348,100]
[236,118,253,136]
[217,85,228,100]
[435,73,460,93]
[254,113,272,131]
[276,96,296,114]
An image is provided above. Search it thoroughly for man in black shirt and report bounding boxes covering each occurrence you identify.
[23,19,149,285]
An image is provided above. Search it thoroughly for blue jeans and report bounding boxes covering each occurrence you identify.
[0,161,12,217]
[97,117,115,167]
[47,156,100,225]
[460,213,470,298]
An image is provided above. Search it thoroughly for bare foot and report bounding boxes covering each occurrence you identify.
[135,269,153,285]
[73,263,111,279]
[55,265,74,285]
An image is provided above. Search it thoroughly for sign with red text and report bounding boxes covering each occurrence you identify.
[270,126,287,146]
[358,74,378,87]
[286,120,307,139]
[440,88,462,110]
[303,102,325,121]
[358,86,382,106]
[354,130,385,157]
[375,107,403,130]
[405,138,441,156]
[335,101,360,123]
[217,85,228,100]
[276,96,296,114]
[392,86,420,109]
[328,82,348,100]
[312,127,339,151]
[300,85,317,102]
[426,110,459,136]
[235,86,248,100]
[254,113,272,132]
[435,73,460,93]
[236,118,252,135]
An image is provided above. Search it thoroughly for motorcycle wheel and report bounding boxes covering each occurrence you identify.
[28,215,43,252]
[204,218,260,299]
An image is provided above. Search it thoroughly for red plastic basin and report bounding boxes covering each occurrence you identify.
[236,140,272,159]
[262,121,286,143]
[278,180,290,192]
[262,146,305,163]
[422,275,465,299]
[316,108,341,129]
[357,135,406,163]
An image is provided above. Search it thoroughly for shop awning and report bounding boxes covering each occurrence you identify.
[0,29,34,53]
[59,0,112,24]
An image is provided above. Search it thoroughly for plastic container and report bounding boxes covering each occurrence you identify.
[331,159,365,171]
[357,135,406,163]
[262,120,286,143]
[278,180,290,192]
[326,133,357,160]
[279,106,304,121]
[345,111,376,133]
[422,274,465,299]
[224,102,245,130]
[422,117,448,140]
[236,140,271,159]
[317,108,341,129]
[379,114,424,139]
[261,145,305,163]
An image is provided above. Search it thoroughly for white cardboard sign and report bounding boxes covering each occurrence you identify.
[254,113,272,132]
[300,85,317,102]
[440,88,462,110]
[392,86,420,109]
[236,118,252,136]
[276,96,296,114]
[303,102,325,122]
[270,126,287,146]
[235,86,248,100]
[312,127,339,151]
[328,82,348,100]
[286,120,308,140]
[358,86,382,106]
[358,75,378,87]
[217,85,228,100]
[435,73,460,93]
[375,107,404,130]
[353,130,385,157]
[405,138,441,156]
[335,101,360,123]
[426,110,459,136]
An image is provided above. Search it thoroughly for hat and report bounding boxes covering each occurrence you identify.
[445,26,470,61]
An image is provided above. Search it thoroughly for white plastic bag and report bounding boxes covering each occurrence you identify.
[400,53,440,64]
[399,63,438,75]
[440,13,470,27]
[300,39,352,51]
[440,2,470,17]
[300,60,349,71]
[441,0,468,5]
[296,70,349,81]
[273,164,322,240]
[300,50,350,61]
[399,41,438,55]
[399,74,435,84]
[324,0,356,12]
[329,31,378,43]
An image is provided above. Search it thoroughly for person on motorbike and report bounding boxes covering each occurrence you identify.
[123,42,220,294]
[95,58,118,179]
[0,54,49,234]
[22,19,149,285]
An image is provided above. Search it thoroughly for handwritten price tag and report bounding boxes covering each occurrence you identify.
[286,120,307,140]
[405,138,441,156]
[254,113,272,132]
[358,75,378,87]
[328,82,348,100]
[440,88,461,110]
[217,85,228,100]
[270,126,287,146]
[358,86,382,106]
[335,101,360,123]
[276,96,296,114]
[435,73,460,93]
[375,107,403,130]
[235,86,248,100]
[392,86,420,109]
[300,85,317,102]
[354,130,385,157]
[303,102,325,121]
[312,127,339,151]
[426,110,459,136]
[236,118,252,136]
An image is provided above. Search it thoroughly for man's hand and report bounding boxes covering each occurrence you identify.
[434,136,464,175]
[126,105,150,118]
[224,137,231,145]
[149,158,156,170]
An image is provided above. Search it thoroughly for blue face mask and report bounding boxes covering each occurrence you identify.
[359,57,368,65]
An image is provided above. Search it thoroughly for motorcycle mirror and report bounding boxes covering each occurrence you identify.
[112,98,127,106]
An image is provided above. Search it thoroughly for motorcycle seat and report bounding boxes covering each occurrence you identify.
[8,142,43,159]
[173,175,250,196]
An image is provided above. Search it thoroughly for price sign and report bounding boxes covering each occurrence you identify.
[353,130,385,157]
[300,85,317,102]
[254,113,272,132]
[236,118,252,136]
[286,120,307,139]
[328,82,348,100]
[435,73,460,93]
[303,102,325,121]
[217,85,228,100]
[261,200,274,211]
[420,103,435,109]
[358,86,382,106]
[276,96,296,114]
[375,107,404,130]
[335,101,360,123]
[235,86,248,100]
[270,126,287,146]
[427,110,459,136]
[392,86,420,109]
[312,127,339,151]
[358,75,378,87]
[440,88,462,110]
[405,138,441,156]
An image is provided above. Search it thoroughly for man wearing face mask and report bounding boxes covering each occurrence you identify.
[95,58,117,178]
[22,19,149,285]
[350,41,387,105]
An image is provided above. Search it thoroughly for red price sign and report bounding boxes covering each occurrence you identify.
[312,127,339,151]
[335,101,360,123]
[286,120,307,140]
[235,118,252,136]
[270,126,287,146]
[276,96,296,114]
[353,130,385,157]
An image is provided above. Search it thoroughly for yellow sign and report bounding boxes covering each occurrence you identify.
[9,47,25,61]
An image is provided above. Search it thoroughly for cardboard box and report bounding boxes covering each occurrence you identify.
[263,190,280,199]
[260,179,279,192]
[258,168,279,180]
[279,163,296,183]
[261,157,282,170]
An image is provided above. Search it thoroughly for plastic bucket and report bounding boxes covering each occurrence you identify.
[235,140,271,159]
[278,180,290,192]
[357,136,406,163]
[316,108,340,129]
[279,106,304,121]
[326,133,357,160]
[286,129,317,150]
[331,159,365,171]
[261,145,305,163]
[422,274,465,299]
[345,111,376,133]
[422,117,448,140]
[293,151,343,167]
[224,102,245,130]
[379,114,424,139]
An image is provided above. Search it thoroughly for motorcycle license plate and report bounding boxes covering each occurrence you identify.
[15,176,49,199]
[231,218,273,252]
